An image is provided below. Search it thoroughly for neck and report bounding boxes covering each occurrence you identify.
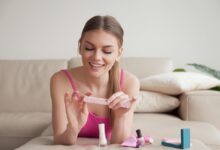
[82,68,110,93]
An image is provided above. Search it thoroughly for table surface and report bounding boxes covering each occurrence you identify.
[15,136,211,150]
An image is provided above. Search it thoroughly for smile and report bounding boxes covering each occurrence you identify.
[89,62,105,69]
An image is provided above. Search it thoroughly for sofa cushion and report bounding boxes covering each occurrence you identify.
[140,72,220,95]
[0,59,67,112]
[135,91,180,113]
[178,90,220,130]
[0,112,51,150]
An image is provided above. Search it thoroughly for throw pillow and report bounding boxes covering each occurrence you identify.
[135,91,180,113]
[140,72,220,95]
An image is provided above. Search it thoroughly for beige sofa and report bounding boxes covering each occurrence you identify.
[0,57,220,150]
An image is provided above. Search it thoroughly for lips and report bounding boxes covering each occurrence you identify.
[89,62,105,69]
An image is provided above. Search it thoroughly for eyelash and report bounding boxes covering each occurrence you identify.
[85,48,94,51]
[85,48,112,54]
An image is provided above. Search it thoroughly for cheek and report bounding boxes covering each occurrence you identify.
[81,50,93,60]
[81,52,91,66]
[105,55,117,67]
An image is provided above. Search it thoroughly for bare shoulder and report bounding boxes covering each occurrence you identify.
[50,67,80,84]
[50,67,82,95]
[123,70,140,95]
[123,70,140,88]
[50,70,68,98]
[50,70,66,86]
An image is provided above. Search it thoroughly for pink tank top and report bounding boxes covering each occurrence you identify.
[61,69,124,139]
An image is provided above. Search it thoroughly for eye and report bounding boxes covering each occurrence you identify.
[103,51,112,54]
[85,47,94,51]
[103,49,113,54]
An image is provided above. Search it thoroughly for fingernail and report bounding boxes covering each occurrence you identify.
[107,99,112,103]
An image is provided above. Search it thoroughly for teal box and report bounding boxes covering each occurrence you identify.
[181,128,190,149]
[161,128,190,149]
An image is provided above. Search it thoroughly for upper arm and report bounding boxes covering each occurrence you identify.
[122,71,140,110]
[50,72,68,136]
[123,71,140,98]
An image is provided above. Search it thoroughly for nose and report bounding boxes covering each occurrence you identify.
[93,50,102,60]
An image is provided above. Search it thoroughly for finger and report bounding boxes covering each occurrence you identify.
[64,92,71,104]
[80,92,92,103]
[71,92,80,101]
[85,92,92,96]
[107,91,124,103]
[114,98,130,109]
[114,96,137,109]
[131,97,137,104]
[109,94,129,108]
[81,102,88,115]
[64,93,73,124]
[128,97,137,108]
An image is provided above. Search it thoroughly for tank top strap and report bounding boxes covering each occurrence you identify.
[61,69,124,92]
[119,68,124,91]
[61,69,78,92]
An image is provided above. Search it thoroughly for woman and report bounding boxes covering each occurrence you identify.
[50,15,140,145]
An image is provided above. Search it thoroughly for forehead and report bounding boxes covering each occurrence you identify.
[81,29,119,47]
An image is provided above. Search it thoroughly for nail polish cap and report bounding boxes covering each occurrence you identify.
[136,129,143,138]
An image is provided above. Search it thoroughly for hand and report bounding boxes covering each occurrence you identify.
[64,91,91,132]
[107,91,137,115]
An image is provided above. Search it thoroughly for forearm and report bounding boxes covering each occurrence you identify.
[110,112,134,144]
[54,124,79,145]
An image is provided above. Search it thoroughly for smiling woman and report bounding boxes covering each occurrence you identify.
[50,15,140,145]
[79,29,121,78]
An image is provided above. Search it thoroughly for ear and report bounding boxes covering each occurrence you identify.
[116,47,123,61]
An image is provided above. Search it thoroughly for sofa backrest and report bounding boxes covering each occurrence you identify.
[0,57,172,112]
[0,60,67,112]
[68,57,173,79]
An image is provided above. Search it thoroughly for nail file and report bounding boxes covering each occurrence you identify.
[83,96,130,108]
[84,96,108,105]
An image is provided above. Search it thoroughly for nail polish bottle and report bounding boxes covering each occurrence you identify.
[98,123,107,146]
[136,129,145,147]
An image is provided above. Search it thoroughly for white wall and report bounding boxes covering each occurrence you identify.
[0,0,219,70]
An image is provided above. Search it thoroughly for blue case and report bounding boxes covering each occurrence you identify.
[161,128,190,149]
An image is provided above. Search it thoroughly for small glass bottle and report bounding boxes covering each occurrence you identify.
[98,123,107,147]
[136,129,145,147]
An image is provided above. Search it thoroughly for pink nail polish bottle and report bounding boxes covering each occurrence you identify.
[136,129,145,147]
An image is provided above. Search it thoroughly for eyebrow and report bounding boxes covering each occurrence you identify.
[85,41,114,48]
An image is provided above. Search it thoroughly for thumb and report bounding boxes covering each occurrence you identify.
[81,101,88,115]
[130,96,137,105]
[80,92,91,114]
[79,92,92,103]
[84,92,92,96]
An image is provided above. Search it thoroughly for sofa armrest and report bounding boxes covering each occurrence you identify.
[178,90,220,130]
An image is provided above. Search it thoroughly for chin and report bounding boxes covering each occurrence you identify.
[88,71,105,79]
[87,66,109,78]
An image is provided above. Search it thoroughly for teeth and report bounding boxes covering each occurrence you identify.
[90,62,103,67]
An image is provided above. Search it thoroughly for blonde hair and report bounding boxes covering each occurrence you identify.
[78,15,124,96]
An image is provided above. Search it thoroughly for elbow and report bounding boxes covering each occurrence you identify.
[110,138,125,145]
[53,136,76,145]
[110,136,127,144]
